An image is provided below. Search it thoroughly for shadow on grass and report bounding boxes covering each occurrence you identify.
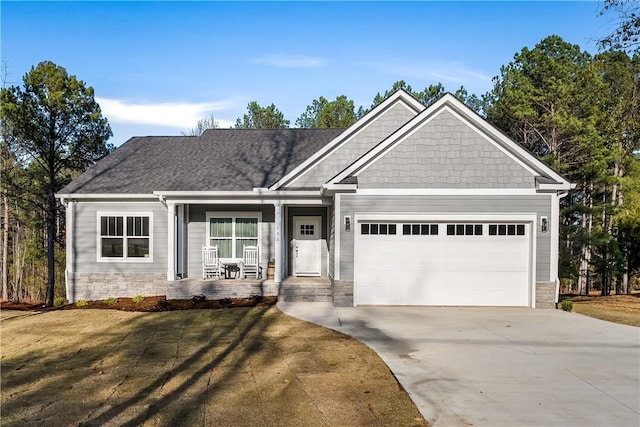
[1,306,277,426]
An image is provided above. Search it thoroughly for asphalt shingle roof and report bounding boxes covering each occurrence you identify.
[60,128,346,194]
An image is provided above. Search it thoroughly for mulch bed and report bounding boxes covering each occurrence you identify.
[0,295,277,312]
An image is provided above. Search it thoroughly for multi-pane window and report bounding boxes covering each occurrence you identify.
[488,224,526,236]
[360,223,397,235]
[209,215,259,258]
[99,215,150,259]
[446,224,483,236]
[300,224,315,235]
[402,224,439,235]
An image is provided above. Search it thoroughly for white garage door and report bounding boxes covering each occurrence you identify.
[355,221,531,306]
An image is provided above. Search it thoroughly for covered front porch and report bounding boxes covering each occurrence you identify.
[159,190,334,301]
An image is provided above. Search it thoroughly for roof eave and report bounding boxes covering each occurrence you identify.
[535,182,575,192]
[55,193,159,200]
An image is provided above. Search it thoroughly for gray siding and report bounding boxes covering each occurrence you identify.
[186,205,275,279]
[338,194,553,282]
[290,102,417,188]
[71,201,167,274]
[358,110,535,189]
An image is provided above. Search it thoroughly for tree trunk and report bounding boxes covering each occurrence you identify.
[45,189,56,307]
[622,270,629,294]
[1,189,9,301]
[577,182,593,295]
[13,219,22,302]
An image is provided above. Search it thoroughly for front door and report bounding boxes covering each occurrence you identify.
[292,216,321,276]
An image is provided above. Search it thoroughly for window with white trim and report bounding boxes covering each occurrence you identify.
[207,213,260,258]
[99,214,151,260]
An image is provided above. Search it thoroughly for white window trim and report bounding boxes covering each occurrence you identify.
[205,211,262,262]
[96,212,154,263]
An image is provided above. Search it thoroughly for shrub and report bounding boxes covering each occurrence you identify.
[53,297,65,307]
[191,294,206,303]
[560,300,573,312]
[132,295,144,303]
[76,300,88,308]
[103,297,118,305]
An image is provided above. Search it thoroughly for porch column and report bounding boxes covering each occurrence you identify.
[274,203,283,283]
[167,202,176,281]
[65,200,74,301]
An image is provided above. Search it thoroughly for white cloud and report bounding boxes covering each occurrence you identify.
[361,60,493,91]
[250,53,324,68]
[95,97,241,129]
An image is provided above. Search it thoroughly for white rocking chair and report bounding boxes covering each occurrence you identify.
[241,245,261,279]
[202,246,221,279]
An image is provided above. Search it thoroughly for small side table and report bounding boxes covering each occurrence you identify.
[223,263,240,279]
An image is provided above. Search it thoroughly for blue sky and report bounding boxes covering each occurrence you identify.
[2,1,611,147]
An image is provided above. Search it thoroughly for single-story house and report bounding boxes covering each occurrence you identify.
[57,90,573,308]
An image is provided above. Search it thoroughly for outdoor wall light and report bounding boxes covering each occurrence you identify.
[540,216,549,233]
[344,215,351,232]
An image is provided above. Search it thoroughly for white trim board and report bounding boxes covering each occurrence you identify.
[355,188,541,196]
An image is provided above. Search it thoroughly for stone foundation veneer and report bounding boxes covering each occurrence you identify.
[535,281,558,309]
[332,279,354,307]
[66,273,279,303]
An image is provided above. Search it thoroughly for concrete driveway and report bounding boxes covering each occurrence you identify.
[278,302,640,427]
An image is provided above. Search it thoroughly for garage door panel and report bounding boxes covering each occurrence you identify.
[355,221,531,307]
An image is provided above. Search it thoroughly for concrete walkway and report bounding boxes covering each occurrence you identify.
[277,302,640,427]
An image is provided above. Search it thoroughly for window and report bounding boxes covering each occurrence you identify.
[361,223,397,235]
[402,223,439,235]
[488,223,526,236]
[300,224,315,235]
[446,223,483,236]
[207,213,260,258]
[99,214,151,260]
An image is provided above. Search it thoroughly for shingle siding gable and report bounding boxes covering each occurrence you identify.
[286,102,417,189]
[357,110,536,189]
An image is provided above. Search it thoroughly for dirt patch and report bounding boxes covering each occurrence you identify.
[560,293,640,327]
[0,295,277,313]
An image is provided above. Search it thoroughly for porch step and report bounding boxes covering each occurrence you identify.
[278,278,333,302]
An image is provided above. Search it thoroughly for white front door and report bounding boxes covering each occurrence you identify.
[292,216,321,276]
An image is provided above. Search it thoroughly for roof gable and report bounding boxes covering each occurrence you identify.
[269,89,425,190]
[329,93,572,191]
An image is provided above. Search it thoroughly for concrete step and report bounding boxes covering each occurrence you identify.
[278,283,333,302]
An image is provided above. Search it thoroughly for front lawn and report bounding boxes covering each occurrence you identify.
[562,294,640,327]
[1,307,427,426]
